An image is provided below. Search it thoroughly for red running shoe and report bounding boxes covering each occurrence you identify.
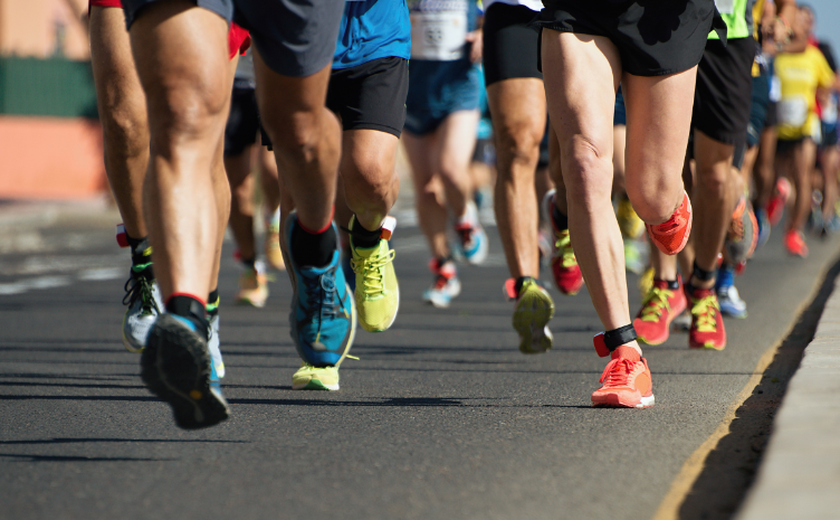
[767,177,792,226]
[688,287,726,350]
[591,346,655,408]
[784,229,809,258]
[634,278,687,345]
[647,191,692,255]
[541,190,584,295]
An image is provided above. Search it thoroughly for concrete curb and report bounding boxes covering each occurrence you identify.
[735,276,840,520]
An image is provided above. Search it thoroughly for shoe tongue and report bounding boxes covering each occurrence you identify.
[354,243,381,258]
[612,346,640,362]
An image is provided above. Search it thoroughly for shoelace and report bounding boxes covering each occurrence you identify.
[455,223,477,249]
[300,271,341,332]
[599,357,637,387]
[351,249,395,297]
[639,287,674,322]
[691,294,720,333]
[122,271,159,315]
[555,230,577,268]
[433,273,452,291]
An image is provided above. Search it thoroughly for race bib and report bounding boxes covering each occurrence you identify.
[410,11,467,61]
[777,96,809,127]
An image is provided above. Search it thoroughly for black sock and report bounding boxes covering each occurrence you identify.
[514,276,536,295]
[350,218,381,249]
[206,289,219,319]
[166,295,208,339]
[240,256,256,270]
[290,221,336,267]
[655,278,680,290]
[128,235,154,279]
[552,204,569,231]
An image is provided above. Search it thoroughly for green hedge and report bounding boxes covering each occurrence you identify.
[0,56,98,118]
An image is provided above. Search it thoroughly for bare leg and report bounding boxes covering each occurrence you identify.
[488,77,546,279]
[434,110,481,219]
[403,131,451,258]
[90,6,149,239]
[341,129,400,231]
[788,139,816,232]
[225,147,257,260]
[130,1,231,301]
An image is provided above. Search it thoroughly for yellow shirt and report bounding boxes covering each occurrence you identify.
[775,45,835,140]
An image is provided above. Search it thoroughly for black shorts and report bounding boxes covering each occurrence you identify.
[535,0,718,77]
[123,0,232,29]
[224,86,260,157]
[483,3,542,86]
[261,56,409,149]
[327,56,409,138]
[693,37,755,147]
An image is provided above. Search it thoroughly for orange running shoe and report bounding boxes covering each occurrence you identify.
[591,346,655,408]
[688,287,726,350]
[784,229,809,258]
[647,191,692,255]
[634,278,687,345]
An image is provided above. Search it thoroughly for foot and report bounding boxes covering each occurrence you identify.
[725,197,758,264]
[349,216,399,333]
[688,287,726,350]
[235,262,269,308]
[591,346,655,408]
[423,258,461,309]
[505,277,555,354]
[454,201,489,265]
[646,190,692,255]
[784,229,809,258]
[541,190,583,295]
[141,314,229,429]
[292,363,340,391]
[285,212,357,368]
[716,283,747,319]
[634,278,687,345]
[121,268,162,353]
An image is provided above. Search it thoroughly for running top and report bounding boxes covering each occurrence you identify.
[408,0,480,62]
[775,45,835,140]
[709,0,759,40]
[333,0,411,70]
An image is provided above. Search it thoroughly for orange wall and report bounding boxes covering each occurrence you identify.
[0,117,107,199]
[0,0,90,60]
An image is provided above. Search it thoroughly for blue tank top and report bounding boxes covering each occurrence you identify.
[333,0,411,70]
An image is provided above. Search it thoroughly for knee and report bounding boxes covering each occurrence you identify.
[264,110,323,161]
[147,85,228,148]
[563,137,613,207]
[494,122,542,178]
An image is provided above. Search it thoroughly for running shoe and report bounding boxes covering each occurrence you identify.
[591,346,655,408]
[207,313,225,379]
[122,267,162,353]
[349,215,399,333]
[638,266,655,300]
[264,207,285,271]
[454,201,489,265]
[767,177,791,226]
[724,197,758,265]
[755,207,771,250]
[617,198,645,239]
[292,363,340,391]
[634,278,687,345]
[716,284,747,319]
[688,287,726,350]
[784,229,809,258]
[285,213,357,368]
[141,314,229,429]
[646,190,692,255]
[505,277,555,354]
[423,258,461,308]
[541,190,584,295]
[235,261,269,308]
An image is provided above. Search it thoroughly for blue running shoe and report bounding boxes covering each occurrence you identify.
[285,213,357,367]
[755,207,771,250]
[141,314,229,429]
[454,201,489,265]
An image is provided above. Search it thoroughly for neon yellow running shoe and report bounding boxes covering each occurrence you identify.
[505,277,555,354]
[350,216,399,332]
[292,364,340,391]
[617,198,645,239]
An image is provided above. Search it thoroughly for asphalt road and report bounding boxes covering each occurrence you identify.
[1,206,838,520]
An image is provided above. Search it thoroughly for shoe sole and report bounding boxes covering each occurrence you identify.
[141,315,230,430]
[513,290,555,354]
[689,342,726,351]
[592,393,655,408]
[292,379,339,391]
